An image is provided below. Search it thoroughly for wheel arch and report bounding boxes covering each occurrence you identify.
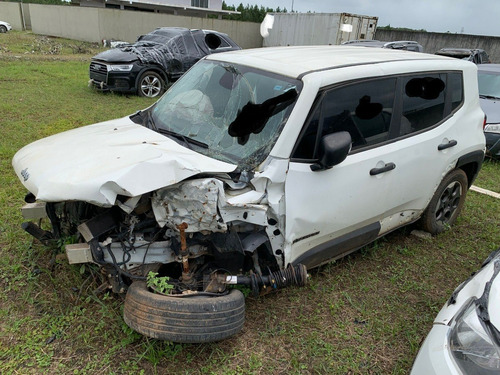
[455,150,485,188]
[135,65,169,89]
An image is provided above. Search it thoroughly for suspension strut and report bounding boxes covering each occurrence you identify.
[224,264,308,296]
[176,222,189,274]
[176,222,197,288]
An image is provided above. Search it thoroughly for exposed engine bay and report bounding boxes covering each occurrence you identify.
[22,174,307,297]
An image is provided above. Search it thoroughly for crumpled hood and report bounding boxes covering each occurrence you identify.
[92,48,139,63]
[434,252,500,330]
[490,268,500,329]
[480,98,500,124]
[12,116,237,206]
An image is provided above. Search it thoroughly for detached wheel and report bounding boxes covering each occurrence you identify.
[137,71,165,98]
[420,169,468,234]
[123,281,245,343]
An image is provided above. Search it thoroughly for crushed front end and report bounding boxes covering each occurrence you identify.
[20,171,306,297]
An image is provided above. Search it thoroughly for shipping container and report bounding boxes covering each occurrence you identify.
[262,12,378,47]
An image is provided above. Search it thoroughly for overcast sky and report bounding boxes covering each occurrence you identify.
[232,0,500,37]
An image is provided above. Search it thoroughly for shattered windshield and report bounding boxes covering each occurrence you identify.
[149,60,301,168]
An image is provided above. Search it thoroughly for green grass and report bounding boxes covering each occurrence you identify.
[474,158,500,193]
[0,31,499,374]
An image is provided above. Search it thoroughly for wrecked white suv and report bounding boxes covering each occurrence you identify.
[13,46,486,343]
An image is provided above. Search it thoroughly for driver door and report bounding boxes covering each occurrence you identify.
[285,77,399,268]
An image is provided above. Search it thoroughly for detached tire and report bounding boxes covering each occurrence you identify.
[123,281,245,343]
[137,71,165,98]
[420,169,468,234]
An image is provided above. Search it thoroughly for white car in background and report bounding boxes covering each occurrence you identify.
[0,21,12,33]
[411,247,500,374]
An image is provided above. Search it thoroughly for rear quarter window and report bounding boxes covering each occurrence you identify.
[401,74,446,133]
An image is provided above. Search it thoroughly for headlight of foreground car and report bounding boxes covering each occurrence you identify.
[450,299,500,374]
[484,124,500,134]
[108,64,134,72]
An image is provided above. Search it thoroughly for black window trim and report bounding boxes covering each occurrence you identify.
[290,70,465,163]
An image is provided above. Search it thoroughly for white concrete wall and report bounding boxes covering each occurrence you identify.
[22,4,261,48]
[376,29,500,63]
[0,2,24,30]
[30,4,101,42]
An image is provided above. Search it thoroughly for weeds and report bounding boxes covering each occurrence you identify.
[146,272,174,295]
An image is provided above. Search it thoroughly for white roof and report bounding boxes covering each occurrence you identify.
[207,45,459,78]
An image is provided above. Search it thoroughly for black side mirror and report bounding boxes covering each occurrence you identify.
[310,131,352,171]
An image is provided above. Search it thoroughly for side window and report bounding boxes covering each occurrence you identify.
[292,78,397,159]
[217,36,231,48]
[401,74,446,133]
[292,72,462,161]
[191,0,208,7]
[480,51,490,64]
[449,73,464,111]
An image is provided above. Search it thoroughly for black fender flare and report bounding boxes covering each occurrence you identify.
[456,150,485,188]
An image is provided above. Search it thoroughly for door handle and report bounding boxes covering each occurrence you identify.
[370,162,396,176]
[438,140,457,151]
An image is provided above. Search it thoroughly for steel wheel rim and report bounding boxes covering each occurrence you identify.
[434,180,462,224]
[140,76,161,97]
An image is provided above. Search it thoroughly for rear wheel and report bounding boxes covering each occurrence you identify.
[123,281,245,343]
[137,71,165,98]
[420,169,468,234]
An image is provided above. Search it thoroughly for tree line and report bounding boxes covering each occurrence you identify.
[221,2,290,23]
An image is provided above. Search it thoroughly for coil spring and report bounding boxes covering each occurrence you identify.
[250,264,307,296]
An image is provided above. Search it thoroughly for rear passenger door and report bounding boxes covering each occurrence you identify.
[380,73,464,231]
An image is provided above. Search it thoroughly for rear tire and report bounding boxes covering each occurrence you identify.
[123,281,245,343]
[420,169,468,234]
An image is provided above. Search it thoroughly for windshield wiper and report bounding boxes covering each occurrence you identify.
[480,94,500,100]
[140,110,208,149]
[156,128,209,149]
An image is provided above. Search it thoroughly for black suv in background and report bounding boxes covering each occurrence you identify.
[435,48,490,64]
[89,27,241,97]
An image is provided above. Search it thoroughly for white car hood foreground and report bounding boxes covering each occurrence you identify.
[434,251,500,329]
[12,116,237,206]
